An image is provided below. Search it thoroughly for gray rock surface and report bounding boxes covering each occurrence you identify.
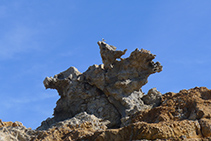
[98,41,127,69]
[142,88,162,107]
[38,41,163,130]
[0,112,109,141]
[37,112,109,131]
[42,66,121,128]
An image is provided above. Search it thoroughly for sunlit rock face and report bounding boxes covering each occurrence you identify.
[2,87,211,140]
[39,41,162,129]
[2,41,211,140]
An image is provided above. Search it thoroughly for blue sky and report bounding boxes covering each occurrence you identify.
[0,1,211,129]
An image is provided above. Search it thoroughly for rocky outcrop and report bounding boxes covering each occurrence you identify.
[1,87,211,140]
[87,87,211,140]
[37,112,109,131]
[86,120,202,140]
[39,41,162,129]
[0,120,37,141]
[1,41,211,140]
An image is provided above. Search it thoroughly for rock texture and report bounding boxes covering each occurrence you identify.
[40,41,163,129]
[88,87,211,141]
[1,87,211,140]
[0,120,37,141]
[1,41,211,140]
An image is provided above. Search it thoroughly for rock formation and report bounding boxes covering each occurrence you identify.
[1,87,211,140]
[1,41,211,140]
[84,87,211,140]
[39,41,163,130]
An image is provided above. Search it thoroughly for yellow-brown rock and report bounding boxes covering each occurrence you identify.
[89,120,201,141]
[1,90,211,140]
[82,87,211,140]
[200,118,211,137]
[0,119,22,128]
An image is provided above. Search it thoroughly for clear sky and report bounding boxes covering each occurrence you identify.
[1,0,211,129]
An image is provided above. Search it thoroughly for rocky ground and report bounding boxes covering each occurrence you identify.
[1,87,211,140]
[1,41,211,140]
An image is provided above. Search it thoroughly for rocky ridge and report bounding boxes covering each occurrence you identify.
[0,41,211,140]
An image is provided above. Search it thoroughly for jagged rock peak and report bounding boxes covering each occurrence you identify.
[39,41,163,130]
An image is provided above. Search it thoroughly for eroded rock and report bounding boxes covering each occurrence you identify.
[37,112,109,131]
[39,41,162,129]
[97,41,127,69]
[142,88,162,107]
[0,120,37,141]
[2,87,211,140]
[200,118,211,137]
[85,120,202,141]
[82,87,211,140]
[2,41,211,140]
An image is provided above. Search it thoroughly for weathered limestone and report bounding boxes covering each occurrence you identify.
[2,87,211,140]
[87,120,202,140]
[2,41,211,140]
[200,118,211,137]
[0,120,37,141]
[97,41,162,117]
[97,41,127,69]
[37,112,109,131]
[142,88,162,107]
[39,41,163,130]
[43,66,120,128]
